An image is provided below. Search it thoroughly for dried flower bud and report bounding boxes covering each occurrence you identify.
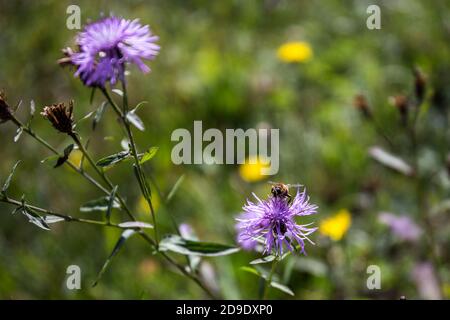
[0,91,13,123]
[413,68,426,103]
[57,47,74,67]
[391,95,409,126]
[447,153,450,178]
[353,94,372,119]
[41,101,74,134]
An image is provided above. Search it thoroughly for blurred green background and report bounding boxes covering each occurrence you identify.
[0,0,449,299]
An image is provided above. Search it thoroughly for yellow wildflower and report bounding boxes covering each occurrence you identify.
[277,41,313,63]
[239,156,269,183]
[319,209,351,241]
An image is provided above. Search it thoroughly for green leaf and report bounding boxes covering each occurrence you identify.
[166,175,185,202]
[369,146,414,176]
[250,255,276,265]
[118,221,153,229]
[131,101,148,113]
[111,89,123,97]
[43,215,66,224]
[159,234,240,257]
[54,144,75,168]
[92,101,107,131]
[21,207,50,231]
[2,161,21,194]
[270,282,294,296]
[240,266,294,296]
[14,127,23,142]
[126,111,145,131]
[240,266,261,277]
[80,196,121,212]
[93,229,135,287]
[96,151,130,168]
[139,147,158,165]
[106,186,118,222]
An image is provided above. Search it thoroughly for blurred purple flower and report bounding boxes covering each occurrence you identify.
[378,212,422,242]
[412,262,441,300]
[236,188,318,255]
[69,16,160,87]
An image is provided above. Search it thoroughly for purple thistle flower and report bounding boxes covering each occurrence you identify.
[236,188,318,255]
[68,16,160,87]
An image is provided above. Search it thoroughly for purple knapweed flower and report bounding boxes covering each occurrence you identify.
[67,16,160,87]
[236,188,318,255]
[378,212,422,242]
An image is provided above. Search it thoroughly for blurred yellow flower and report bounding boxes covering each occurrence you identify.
[239,156,269,182]
[137,191,160,216]
[277,41,313,63]
[319,209,351,241]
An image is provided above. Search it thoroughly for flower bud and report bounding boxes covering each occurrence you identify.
[391,95,409,126]
[447,153,450,178]
[41,101,74,134]
[353,94,372,119]
[0,91,13,123]
[413,68,426,103]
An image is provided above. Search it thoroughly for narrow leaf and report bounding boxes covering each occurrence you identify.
[96,151,130,168]
[369,146,414,176]
[139,147,158,165]
[250,255,276,265]
[92,229,135,287]
[111,89,123,97]
[14,127,23,142]
[44,215,66,224]
[30,100,36,116]
[270,282,294,296]
[93,101,107,131]
[126,112,145,131]
[166,175,185,202]
[159,235,240,257]
[80,196,121,212]
[54,144,75,168]
[21,207,50,231]
[2,161,21,193]
[118,221,153,229]
[106,186,118,222]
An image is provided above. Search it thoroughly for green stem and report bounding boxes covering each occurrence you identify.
[101,86,159,246]
[262,258,278,300]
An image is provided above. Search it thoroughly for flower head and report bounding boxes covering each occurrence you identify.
[319,209,352,241]
[277,41,313,63]
[0,91,13,123]
[236,187,318,255]
[41,101,74,134]
[67,16,160,87]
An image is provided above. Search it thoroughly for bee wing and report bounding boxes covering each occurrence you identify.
[286,184,303,188]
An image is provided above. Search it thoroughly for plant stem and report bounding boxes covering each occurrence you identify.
[101,86,159,246]
[8,103,214,299]
[262,258,278,300]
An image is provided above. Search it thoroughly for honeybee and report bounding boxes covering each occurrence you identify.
[268,181,302,204]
